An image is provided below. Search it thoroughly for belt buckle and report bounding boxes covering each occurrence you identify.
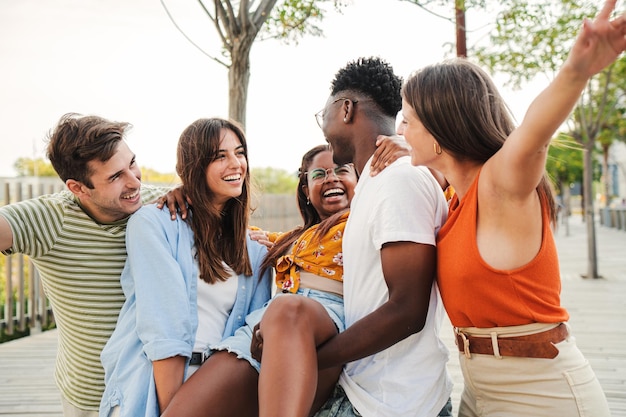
[190,350,209,366]
[455,328,472,359]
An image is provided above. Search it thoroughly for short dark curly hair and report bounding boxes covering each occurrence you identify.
[330,57,402,118]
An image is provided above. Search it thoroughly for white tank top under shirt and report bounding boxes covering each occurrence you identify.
[193,264,239,352]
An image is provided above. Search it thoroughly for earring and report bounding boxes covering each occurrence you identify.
[433,142,442,155]
[343,117,348,122]
[306,197,311,205]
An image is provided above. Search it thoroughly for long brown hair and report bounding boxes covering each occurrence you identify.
[402,59,557,223]
[176,118,252,283]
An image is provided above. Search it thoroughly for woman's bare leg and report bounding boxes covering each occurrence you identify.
[162,351,259,417]
[258,295,342,417]
[311,367,344,416]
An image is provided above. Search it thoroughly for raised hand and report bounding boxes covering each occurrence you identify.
[566,0,626,77]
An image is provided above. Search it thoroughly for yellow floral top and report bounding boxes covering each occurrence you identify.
[275,211,348,293]
[444,185,455,202]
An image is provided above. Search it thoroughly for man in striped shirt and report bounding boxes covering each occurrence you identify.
[0,113,168,417]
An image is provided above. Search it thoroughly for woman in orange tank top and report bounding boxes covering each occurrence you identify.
[391,1,626,415]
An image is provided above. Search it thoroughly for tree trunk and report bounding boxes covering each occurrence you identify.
[228,41,252,128]
[455,0,467,58]
[582,144,600,278]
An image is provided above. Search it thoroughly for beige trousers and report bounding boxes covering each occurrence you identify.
[456,323,610,417]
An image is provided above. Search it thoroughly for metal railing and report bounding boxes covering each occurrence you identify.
[1,178,64,336]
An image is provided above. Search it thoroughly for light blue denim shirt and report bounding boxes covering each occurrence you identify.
[99,204,272,417]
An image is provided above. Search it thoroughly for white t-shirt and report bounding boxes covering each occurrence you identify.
[194,264,239,352]
[339,156,452,417]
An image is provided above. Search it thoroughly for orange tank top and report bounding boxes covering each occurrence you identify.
[437,171,569,328]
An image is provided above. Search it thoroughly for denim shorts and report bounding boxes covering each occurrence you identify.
[211,288,345,372]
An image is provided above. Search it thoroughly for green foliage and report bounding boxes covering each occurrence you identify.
[263,0,347,44]
[0,327,30,344]
[13,158,57,177]
[0,253,56,343]
[547,133,603,196]
[546,133,585,190]
[593,56,626,148]
[0,254,31,306]
[140,167,179,185]
[565,53,626,201]
[474,0,591,88]
[251,166,298,194]
[9,157,179,186]
[474,0,626,208]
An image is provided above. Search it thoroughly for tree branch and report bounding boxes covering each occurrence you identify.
[399,0,455,24]
[159,0,229,68]
[593,68,613,133]
[252,0,279,27]
[206,0,231,51]
[239,0,253,33]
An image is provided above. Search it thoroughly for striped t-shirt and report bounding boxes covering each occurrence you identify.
[0,185,166,410]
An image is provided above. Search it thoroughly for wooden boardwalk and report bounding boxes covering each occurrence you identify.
[0,214,625,416]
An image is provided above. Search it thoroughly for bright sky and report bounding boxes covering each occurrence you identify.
[0,0,545,178]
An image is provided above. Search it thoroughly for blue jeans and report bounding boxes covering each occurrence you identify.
[313,385,453,417]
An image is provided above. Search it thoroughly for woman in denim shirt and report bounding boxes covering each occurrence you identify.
[99,118,272,417]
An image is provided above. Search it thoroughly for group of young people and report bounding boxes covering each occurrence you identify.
[1,1,625,416]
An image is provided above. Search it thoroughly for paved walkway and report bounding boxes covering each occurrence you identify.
[0,214,624,416]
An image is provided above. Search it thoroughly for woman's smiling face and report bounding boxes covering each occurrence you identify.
[398,99,437,168]
[303,150,357,220]
[205,128,247,212]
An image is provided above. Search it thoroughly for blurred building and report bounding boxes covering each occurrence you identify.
[608,141,626,205]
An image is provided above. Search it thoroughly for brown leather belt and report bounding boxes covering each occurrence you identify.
[455,323,568,359]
